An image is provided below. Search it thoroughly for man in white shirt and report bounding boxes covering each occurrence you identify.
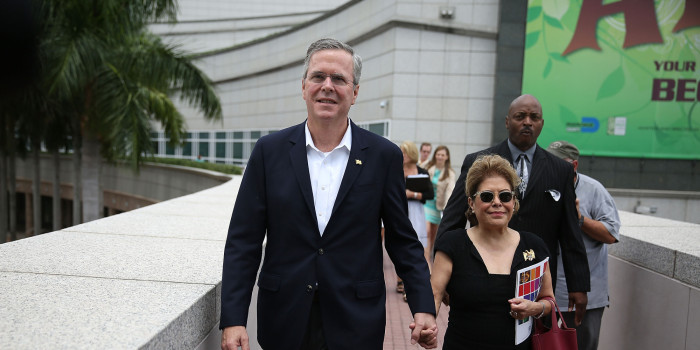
[220,38,437,350]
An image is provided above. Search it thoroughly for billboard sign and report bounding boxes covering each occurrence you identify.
[522,0,700,159]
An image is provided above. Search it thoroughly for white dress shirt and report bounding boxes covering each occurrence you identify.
[305,120,352,235]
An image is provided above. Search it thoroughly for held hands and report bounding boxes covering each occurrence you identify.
[221,326,249,350]
[408,312,439,349]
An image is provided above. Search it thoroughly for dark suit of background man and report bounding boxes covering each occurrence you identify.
[437,94,591,325]
[220,38,438,350]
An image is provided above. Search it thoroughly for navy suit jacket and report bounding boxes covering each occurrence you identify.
[220,121,434,350]
[437,140,590,292]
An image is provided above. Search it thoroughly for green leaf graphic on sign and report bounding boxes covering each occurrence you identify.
[526,31,541,49]
[544,14,563,29]
[528,6,542,22]
[543,58,552,78]
[596,66,625,101]
[548,52,569,63]
[543,0,570,19]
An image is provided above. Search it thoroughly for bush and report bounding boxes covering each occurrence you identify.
[148,157,243,175]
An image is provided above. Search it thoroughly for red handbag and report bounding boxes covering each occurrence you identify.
[531,297,578,350]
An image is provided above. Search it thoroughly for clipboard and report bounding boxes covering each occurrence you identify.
[514,257,549,345]
[406,174,431,193]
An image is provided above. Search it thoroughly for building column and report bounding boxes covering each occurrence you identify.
[25,192,32,236]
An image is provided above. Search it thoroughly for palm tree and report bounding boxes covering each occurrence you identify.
[44,105,72,231]
[0,116,7,241]
[14,87,52,236]
[1,100,27,240]
[1,0,40,241]
[42,0,222,223]
[5,117,18,241]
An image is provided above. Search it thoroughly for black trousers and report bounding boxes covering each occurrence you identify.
[300,292,328,350]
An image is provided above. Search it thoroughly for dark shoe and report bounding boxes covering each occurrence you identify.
[396,281,405,293]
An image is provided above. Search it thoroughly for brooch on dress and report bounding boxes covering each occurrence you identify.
[523,249,535,261]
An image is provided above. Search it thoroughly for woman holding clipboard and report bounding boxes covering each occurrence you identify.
[430,155,554,348]
[396,141,434,301]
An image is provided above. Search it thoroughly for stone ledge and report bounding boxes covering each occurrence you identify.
[0,177,239,349]
[610,211,700,289]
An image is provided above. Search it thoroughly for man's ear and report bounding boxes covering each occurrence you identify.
[351,84,359,105]
[301,79,307,100]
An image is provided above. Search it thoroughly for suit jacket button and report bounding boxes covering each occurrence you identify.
[306,285,313,292]
[318,248,324,255]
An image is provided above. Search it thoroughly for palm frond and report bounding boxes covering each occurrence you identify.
[114,33,223,121]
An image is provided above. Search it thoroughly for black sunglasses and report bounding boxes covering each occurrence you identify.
[473,190,515,203]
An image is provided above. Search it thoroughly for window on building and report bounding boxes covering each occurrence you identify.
[357,120,390,138]
[150,126,303,165]
[233,142,243,159]
[182,142,192,156]
[216,142,226,158]
[368,123,385,136]
[199,142,209,157]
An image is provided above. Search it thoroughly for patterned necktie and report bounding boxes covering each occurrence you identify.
[517,154,529,197]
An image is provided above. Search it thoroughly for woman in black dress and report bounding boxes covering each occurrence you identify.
[431,154,554,349]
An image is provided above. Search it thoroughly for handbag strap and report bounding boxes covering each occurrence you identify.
[536,296,573,333]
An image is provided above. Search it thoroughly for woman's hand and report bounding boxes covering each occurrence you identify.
[507,298,547,320]
[406,189,420,200]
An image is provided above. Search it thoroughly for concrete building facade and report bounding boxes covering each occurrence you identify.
[152,0,501,170]
[151,0,700,193]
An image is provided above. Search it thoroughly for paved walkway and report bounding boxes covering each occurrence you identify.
[382,248,449,350]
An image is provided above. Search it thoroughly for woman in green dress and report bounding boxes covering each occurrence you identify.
[423,145,456,264]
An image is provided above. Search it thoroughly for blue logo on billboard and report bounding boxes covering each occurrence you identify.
[581,117,599,133]
[566,117,600,133]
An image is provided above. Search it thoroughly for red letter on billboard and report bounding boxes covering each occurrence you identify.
[673,0,700,33]
[677,79,697,102]
[562,0,662,56]
[651,79,675,101]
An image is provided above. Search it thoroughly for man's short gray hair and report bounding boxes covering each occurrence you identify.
[303,38,362,86]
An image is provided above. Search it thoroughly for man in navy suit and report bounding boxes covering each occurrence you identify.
[220,38,437,350]
[437,94,591,325]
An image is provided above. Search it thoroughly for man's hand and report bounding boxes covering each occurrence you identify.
[408,312,438,349]
[568,292,588,326]
[221,326,249,350]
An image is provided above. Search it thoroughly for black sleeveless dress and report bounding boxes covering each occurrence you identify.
[435,229,550,349]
